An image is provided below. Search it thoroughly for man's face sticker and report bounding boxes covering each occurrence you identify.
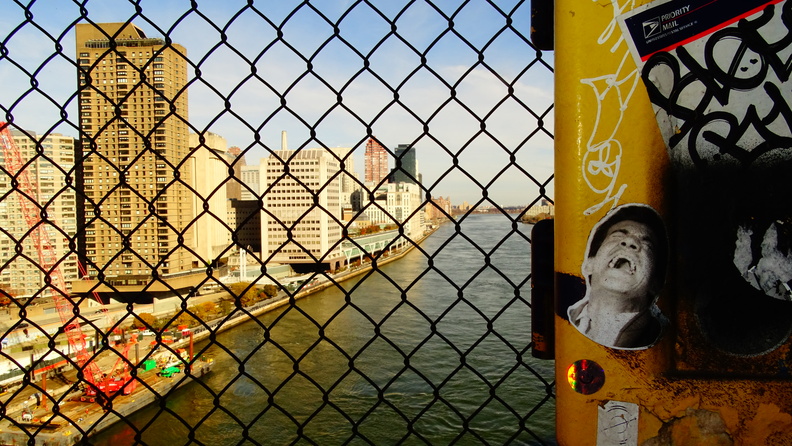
[584,220,658,300]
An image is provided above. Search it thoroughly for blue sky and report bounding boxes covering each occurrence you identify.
[0,0,554,207]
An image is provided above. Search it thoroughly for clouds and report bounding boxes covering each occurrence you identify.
[0,0,554,206]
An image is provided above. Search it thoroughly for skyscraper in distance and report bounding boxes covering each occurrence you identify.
[389,144,418,185]
[364,137,389,185]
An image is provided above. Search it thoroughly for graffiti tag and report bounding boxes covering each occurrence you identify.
[581,0,640,215]
[642,2,792,169]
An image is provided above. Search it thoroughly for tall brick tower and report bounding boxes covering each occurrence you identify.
[364,137,389,185]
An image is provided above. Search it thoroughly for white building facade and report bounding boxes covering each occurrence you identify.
[240,165,260,200]
[188,132,231,264]
[362,182,425,238]
[333,147,359,209]
[260,148,345,271]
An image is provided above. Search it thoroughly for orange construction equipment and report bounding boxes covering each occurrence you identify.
[82,334,138,402]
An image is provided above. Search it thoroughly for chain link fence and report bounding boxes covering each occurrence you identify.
[1,1,554,444]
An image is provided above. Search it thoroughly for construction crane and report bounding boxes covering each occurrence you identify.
[80,334,138,402]
[0,122,108,397]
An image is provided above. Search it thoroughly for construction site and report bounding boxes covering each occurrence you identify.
[0,122,216,444]
[0,333,214,445]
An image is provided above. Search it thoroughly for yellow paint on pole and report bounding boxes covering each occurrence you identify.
[555,0,792,444]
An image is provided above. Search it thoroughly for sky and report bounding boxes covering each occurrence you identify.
[0,0,554,207]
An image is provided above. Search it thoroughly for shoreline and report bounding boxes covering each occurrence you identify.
[0,224,442,445]
[176,224,439,348]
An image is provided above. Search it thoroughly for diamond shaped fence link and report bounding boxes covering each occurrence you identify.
[0,0,554,444]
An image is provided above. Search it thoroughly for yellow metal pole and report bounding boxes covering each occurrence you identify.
[555,2,671,444]
[554,1,792,444]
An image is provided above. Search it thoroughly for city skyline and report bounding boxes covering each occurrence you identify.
[0,0,554,207]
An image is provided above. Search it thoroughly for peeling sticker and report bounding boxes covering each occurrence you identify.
[597,400,639,446]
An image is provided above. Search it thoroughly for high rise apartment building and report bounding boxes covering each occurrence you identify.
[74,23,200,297]
[364,138,389,185]
[260,148,345,272]
[0,131,79,298]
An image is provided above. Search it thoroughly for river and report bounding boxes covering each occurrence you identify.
[94,214,557,445]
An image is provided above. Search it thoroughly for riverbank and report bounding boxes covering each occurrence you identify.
[0,224,442,445]
[178,224,439,347]
[89,214,557,445]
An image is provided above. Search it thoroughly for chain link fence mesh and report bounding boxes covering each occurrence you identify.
[1,0,554,444]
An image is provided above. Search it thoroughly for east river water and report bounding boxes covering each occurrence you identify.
[94,214,557,445]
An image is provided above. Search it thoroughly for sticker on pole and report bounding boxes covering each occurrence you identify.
[597,401,639,446]
[567,359,605,395]
[618,0,782,63]
[617,0,792,169]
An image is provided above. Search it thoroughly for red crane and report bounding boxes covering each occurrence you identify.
[0,122,106,394]
[81,333,138,402]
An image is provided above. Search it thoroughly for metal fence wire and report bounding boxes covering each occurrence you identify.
[0,0,554,444]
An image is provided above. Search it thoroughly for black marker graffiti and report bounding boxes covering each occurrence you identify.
[643,2,792,170]
[638,1,792,359]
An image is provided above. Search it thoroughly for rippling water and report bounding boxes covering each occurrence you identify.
[94,214,556,445]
